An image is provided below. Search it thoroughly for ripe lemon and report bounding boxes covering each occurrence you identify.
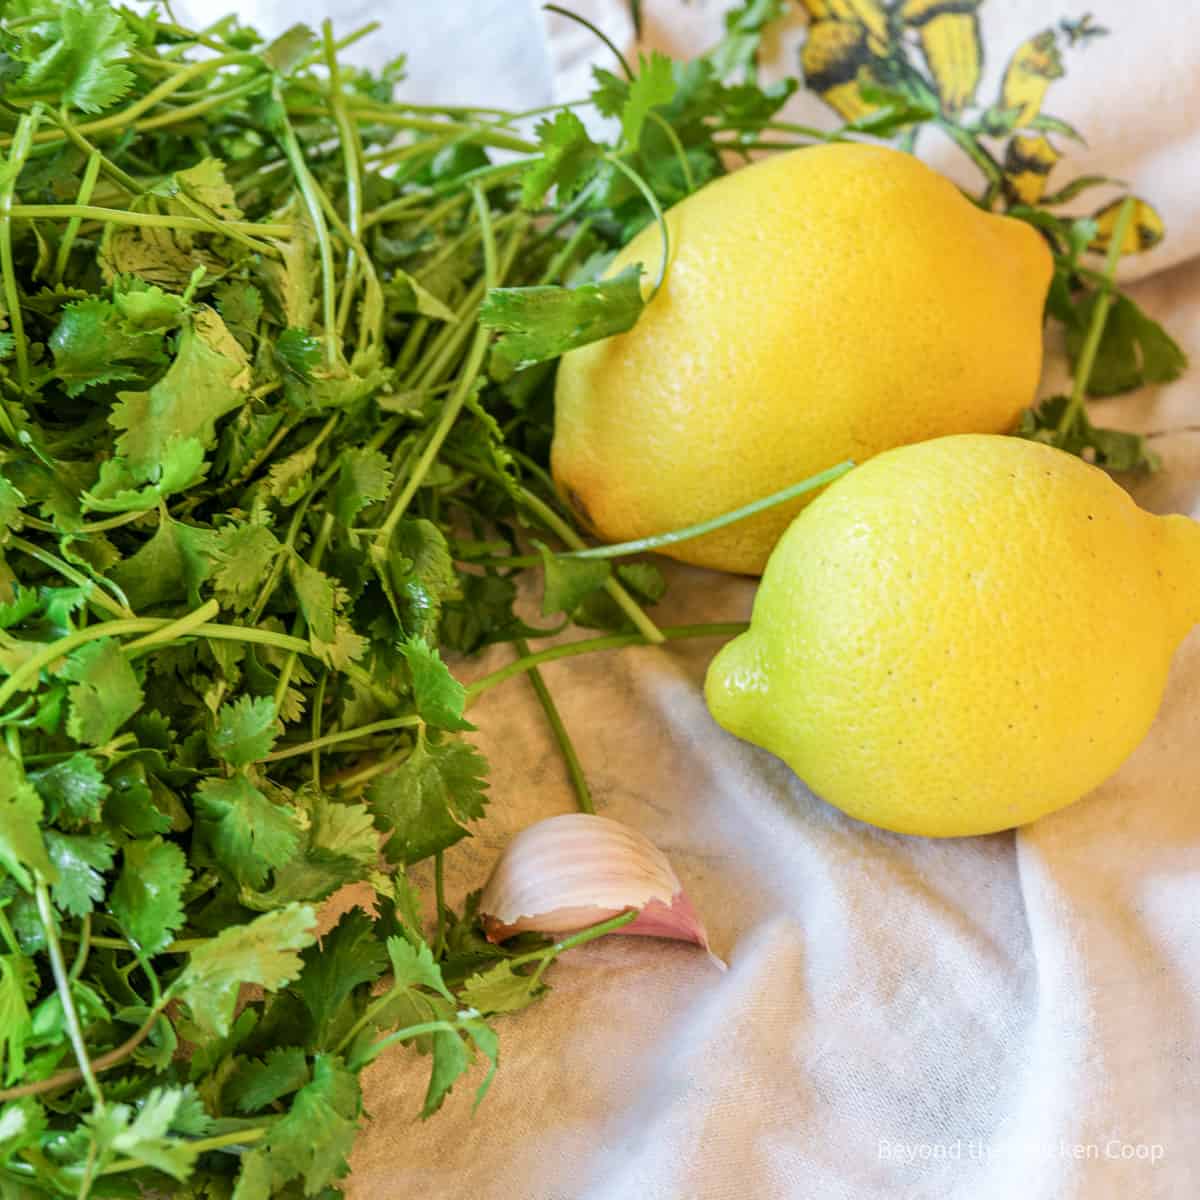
[705,435,1200,837]
[552,143,1053,574]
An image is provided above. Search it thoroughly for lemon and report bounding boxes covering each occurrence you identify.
[705,435,1200,837]
[552,143,1053,574]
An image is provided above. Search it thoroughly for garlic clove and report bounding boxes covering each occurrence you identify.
[479,813,723,967]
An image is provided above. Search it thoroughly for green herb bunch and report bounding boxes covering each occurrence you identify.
[0,0,1184,1196]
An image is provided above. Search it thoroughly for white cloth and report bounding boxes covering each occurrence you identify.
[175,2,1200,1195]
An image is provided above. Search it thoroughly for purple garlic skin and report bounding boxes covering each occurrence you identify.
[479,813,720,964]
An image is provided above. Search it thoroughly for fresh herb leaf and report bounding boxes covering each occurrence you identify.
[176,904,318,1037]
[480,265,646,375]
[110,836,190,954]
[368,735,489,865]
[399,636,473,731]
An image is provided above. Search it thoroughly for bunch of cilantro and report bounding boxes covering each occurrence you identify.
[0,1,1184,1196]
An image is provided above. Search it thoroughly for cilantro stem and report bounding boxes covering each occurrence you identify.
[647,111,696,193]
[99,1128,269,1177]
[515,636,594,813]
[323,20,366,336]
[122,599,221,653]
[53,149,102,284]
[603,154,670,296]
[1056,196,1137,438]
[560,460,854,559]
[10,204,292,238]
[516,486,666,645]
[0,990,176,1103]
[272,84,339,366]
[258,715,420,763]
[465,622,748,701]
[434,852,448,957]
[8,535,132,619]
[506,909,638,969]
[34,876,104,1111]
[0,109,39,390]
[373,188,496,546]
[544,4,634,80]
[0,54,263,149]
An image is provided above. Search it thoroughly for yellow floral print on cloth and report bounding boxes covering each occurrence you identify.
[797,3,1164,254]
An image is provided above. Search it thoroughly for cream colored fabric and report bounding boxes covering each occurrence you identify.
[176,2,1200,1195]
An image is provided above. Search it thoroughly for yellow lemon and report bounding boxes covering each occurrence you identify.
[552,143,1053,574]
[705,435,1200,836]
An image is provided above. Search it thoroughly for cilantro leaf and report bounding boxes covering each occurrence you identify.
[332,448,393,526]
[274,328,323,381]
[83,437,209,514]
[209,696,278,766]
[195,774,298,889]
[49,298,167,396]
[386,518,458,640]
[399,636,473,731]
[84,1086,200,1182]
[0,1097,45,1158]
[1066,292,1188,396]
[176,904,318,1037]
[368,735,488,865]
[386,934,454,1003]
[109,516,217,608]
[621,52,678,150]
[0,756,56,892]
[292,908,389,1046]
[236,1055,360,1196]
[1015,396,1160,473]
[521,110,603,209]
[29,753,108,828]
[537,544,612,617]
[480,266,646,376]
[0,956,35,1084]
[10,0,135,114]
[212,522,283,612]
[45,831,114,917]
[238,793,376,911]
[62,637,143,746]
[225,1046,310,1114]
[110,836,190,954]
[112,277,187,331]
[109,308,250,475]
[459,960,544,1015]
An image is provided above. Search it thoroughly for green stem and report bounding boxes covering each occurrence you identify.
[11,204,291,238]
[1057,196,1137,436]
[603,153,670,295]
[433,852,447,958]
[34,876,104,1110]
[271,86,339,365]
[8,535,132,619]
[515,636,593,813]
[465,622,747,701]
[53,150,103,284]
[99,1128,268,1176]
[0,54,262,149]
[373,188,495,548]
[562,460,854,559]
[258,715,420,763]
[507,909,638,969]
[544,3,634,79]
[122,599,221,653]
[517,487,665,645]
[647,111,696,193]
[0,109,40,390]
[323,20,366,336]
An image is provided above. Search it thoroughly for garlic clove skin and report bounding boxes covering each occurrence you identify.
[479,813,722,967]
